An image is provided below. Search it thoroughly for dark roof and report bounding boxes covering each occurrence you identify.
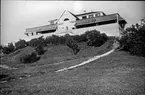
[75,13,127,26]
[76,11,104,16]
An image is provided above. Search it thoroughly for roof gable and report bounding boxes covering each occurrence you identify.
[57,10,78,24]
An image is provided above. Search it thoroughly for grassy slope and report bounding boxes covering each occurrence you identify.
[0,40,145,95]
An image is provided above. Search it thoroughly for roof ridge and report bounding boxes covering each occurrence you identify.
[76,11,104,16]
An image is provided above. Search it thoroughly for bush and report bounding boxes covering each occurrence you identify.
[20,52,40,63]
[35,45,46,55]
[28,36,45,47]
[20,44,46,63]
[72,34,87,43]
[26,30,107,47]
[15,39,27,50]
[65,34,80,55]
[119,18,145,57]
[85,30,108,47]
[44,33,88,45]
[2,43,15,54]
[0,45,3,54]
[51,35,65,45]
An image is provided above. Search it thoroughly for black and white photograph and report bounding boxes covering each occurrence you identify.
[0,0,145,95]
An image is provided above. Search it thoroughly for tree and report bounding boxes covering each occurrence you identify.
[20,52,40,63]
[65,34,80,55]
[0,45,3,54]
[15,39,27,50]
[35,45,46,55]
[85,30,108,47]
[2,43,15,54]
[119,18,145,57]
[28,36,45,47]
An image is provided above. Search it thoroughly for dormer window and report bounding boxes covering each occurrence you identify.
[64,18,69,21]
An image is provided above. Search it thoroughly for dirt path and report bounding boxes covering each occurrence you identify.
[55,41,119,72]
[55,49,115,72]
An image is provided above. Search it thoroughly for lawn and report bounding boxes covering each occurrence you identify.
[0,42,145,95]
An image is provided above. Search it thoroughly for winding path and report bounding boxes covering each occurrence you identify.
[55,49,115,72]
[55,41,119,72]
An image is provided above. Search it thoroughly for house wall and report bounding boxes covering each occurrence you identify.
[54,23,120,37]
[68,23,119,36]
[56,11,76,34]
[25,22,120,38]
[25,11,125,38]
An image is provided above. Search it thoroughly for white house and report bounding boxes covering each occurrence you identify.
[25,10,127,38]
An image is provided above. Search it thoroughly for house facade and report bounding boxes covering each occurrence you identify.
[25,10,127,38]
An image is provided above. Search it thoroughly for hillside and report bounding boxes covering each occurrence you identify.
[0,40,145,95]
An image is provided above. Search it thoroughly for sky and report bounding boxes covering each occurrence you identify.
[1,0,145,45]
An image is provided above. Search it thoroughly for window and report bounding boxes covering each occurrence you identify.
[72,27,75,30]
[25,33,29,36]
[50,21,54,25]
[64,18,69,21]
[95,13,100,17]
[100,13,103,16]
[82,16,87,19]
[89,14,94,18]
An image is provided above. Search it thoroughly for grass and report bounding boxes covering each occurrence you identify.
[0,40,145,95]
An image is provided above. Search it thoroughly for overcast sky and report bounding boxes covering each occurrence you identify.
[1,0,145,45]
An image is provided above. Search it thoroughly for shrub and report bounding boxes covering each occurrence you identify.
[65,34,80,55]
[15,39,27,50]
[20,52,40,63]
[2,43,15,54]
[119,18,145,57]
[45,33,87,45]
[0,45,3,54]
[25,29,108,48]
[28,36,45,47]
[20,45,45,63]
[72,34,87,43]
[85,30,108,47]
[35,45,46,55]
